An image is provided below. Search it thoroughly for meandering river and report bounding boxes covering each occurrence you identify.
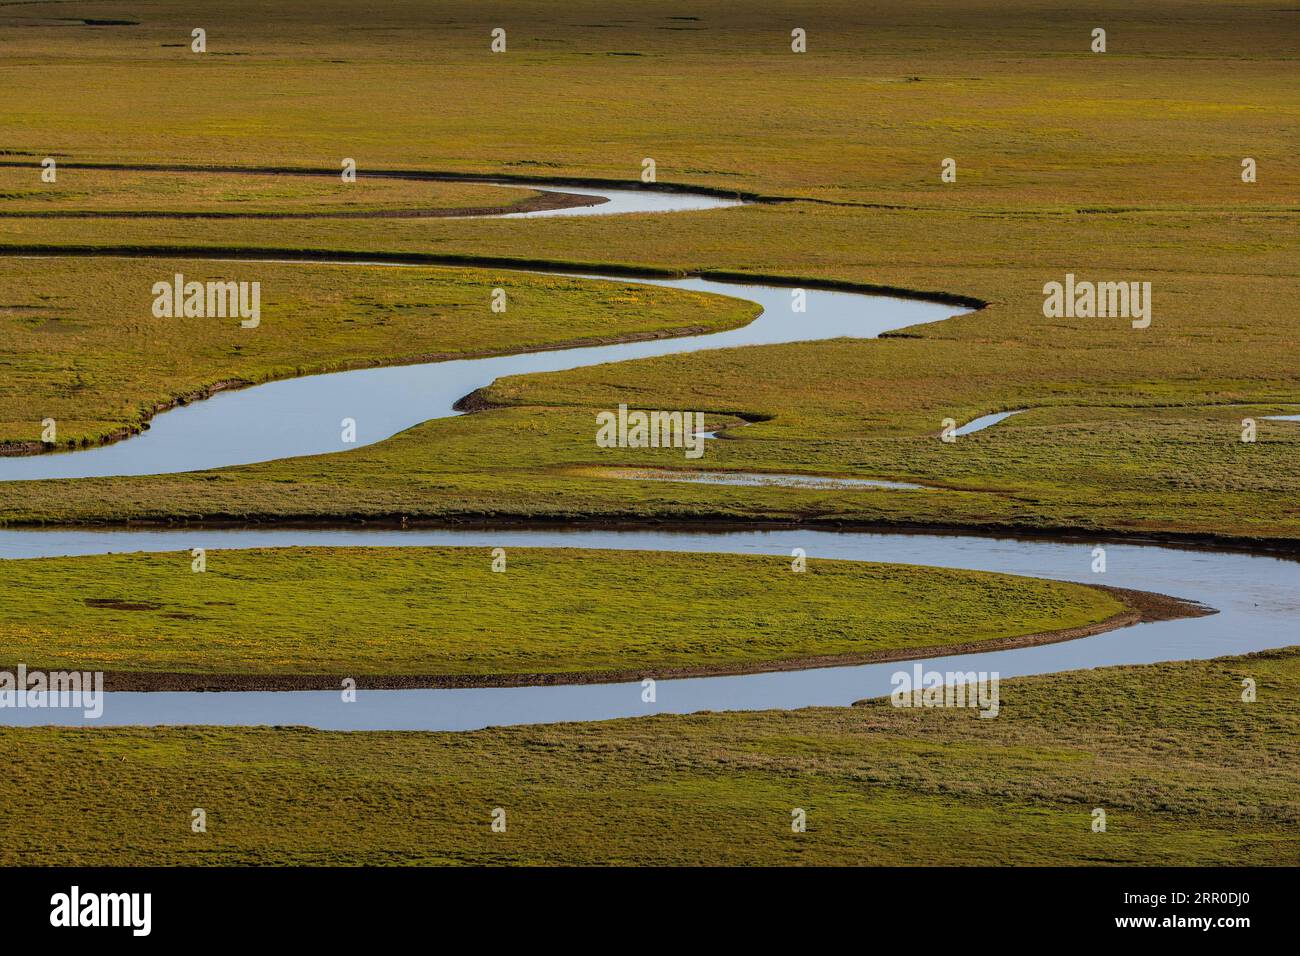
[0,175,1293,730]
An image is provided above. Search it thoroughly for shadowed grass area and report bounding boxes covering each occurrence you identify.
[0,546,1126,680]
[0,648,1295,865]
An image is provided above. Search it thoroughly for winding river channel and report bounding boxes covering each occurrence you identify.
[0,175,1294,730]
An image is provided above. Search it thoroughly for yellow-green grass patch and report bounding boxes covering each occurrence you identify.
[0,165,548,216]
[0,257,756,450]
[0,648,1294,865]
[0,546,1127,681]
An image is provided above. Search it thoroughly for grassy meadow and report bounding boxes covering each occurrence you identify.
[0,0,1295,205]
[0,0,1294,869]
[0,546,1127,681]
[0,164,547,215]
[0,0,1294,544]
[1,647,1295,865]
[0,257,755,451]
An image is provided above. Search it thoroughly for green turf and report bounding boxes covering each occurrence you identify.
[0,546,1124,677]
[0,647,1294,865]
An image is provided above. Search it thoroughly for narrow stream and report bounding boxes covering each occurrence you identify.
[0,526,1292,730]
[0,264,958,480]
[1,176,1292,732]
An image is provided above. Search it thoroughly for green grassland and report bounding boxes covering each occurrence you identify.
[0,547,1126,679]
[1,0,1295,207]
[0,165,545,214]
[0,257,755,450]
[1,647,1295,865]
[6,375,1294,543]
[0,0,1295,544]
[0,0,1294,870]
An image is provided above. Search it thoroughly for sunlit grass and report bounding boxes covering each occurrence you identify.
[0,257,755,450]
[0,546,1124,677]
[0,648,1294,865]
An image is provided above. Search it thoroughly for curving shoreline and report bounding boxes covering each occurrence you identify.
[0,524,1287,730]
[0,159,763,201]
[0,252,960,479]
[0,317,742,459]
[8,583,1204,693]
[0,193,605,220]
[0,168,1291,730]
